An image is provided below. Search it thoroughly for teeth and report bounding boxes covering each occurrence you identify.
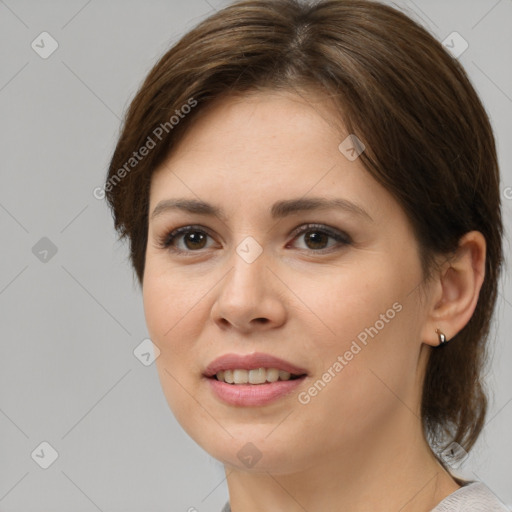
[249,368,266,384]
[279,370,291,380]
[233,369,248,384]
[215,367,298,384]
[266,368,279,382]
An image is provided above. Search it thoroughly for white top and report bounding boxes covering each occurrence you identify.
[431,481,510,511]
[221,481,510,511]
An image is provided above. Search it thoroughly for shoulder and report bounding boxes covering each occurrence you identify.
[431,481,510,512]
[220,482,510,512]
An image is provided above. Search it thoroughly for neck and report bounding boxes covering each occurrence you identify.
[224,411,460,512]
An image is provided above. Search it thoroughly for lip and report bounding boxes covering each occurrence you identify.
[203,352,308,407]
[207,377,306,406]
[203,352,308,377]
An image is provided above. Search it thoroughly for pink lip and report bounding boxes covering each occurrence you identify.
[203,352,308,377]
[207,377,306,407]
[203,352,308,407]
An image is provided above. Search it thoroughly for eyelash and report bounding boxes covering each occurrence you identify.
[156,223,352,256]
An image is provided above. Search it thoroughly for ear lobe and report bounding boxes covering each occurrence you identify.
[421,231,486,347]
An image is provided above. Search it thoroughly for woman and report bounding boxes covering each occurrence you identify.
[105,0,508,510]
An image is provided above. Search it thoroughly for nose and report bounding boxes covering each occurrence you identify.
[210,248,287,334]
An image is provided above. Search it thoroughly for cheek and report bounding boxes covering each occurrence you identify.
[299,259,423,417]
[297,315,421,451]
[143,262,208,344]
[143,270,207,427]
[300,259,408,351]
[142,269,208,409]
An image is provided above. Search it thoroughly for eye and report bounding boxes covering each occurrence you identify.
[157,223,351,255]
[287,223,352,253]
[157,225,216,254]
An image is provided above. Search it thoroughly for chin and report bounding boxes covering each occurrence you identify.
[184,420,313,474]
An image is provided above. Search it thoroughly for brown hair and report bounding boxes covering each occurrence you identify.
[105,0,503,463]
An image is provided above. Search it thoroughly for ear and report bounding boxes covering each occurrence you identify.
[421,231,486,347]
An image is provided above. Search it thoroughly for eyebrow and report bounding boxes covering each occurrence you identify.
[151,196,373,223]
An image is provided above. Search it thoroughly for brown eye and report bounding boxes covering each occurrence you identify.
[180,231,208,250]
[289,224,351,253]
[302,231,330,250]
[158,223,351,256]
[159,226,214,253]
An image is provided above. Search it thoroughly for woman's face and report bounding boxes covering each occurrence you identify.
[143,90,435,473]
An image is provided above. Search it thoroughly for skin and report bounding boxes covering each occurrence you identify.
[143,89,486,512]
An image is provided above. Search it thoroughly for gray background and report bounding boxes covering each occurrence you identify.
[0,0,511,510]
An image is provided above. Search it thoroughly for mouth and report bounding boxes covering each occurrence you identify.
[205,365,308,407]
[212,367,305,384]
[203,351,308,396]
[204,352,308,380]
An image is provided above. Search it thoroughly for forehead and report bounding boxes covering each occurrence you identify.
[162,90,340,161]
[148,90,390,223]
